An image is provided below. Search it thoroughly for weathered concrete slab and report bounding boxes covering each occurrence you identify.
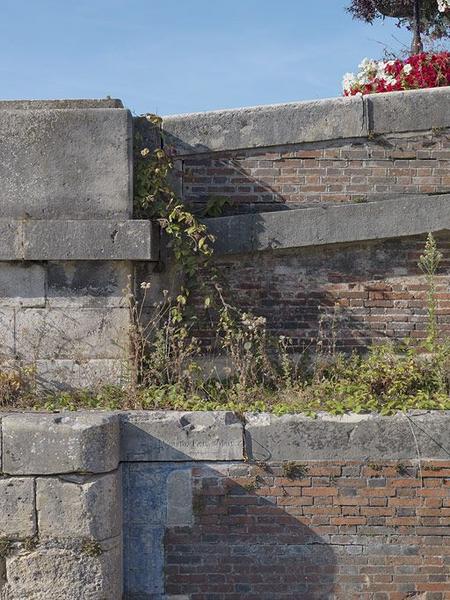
[205,194,450,255]
[15,307,129,360]
[37,471,122,539]
[2,413,120,474]
[120,411,244,461]
[0,105,132,219]
[22,219,159,261]
[0,263,46,307]
[162,95,366,154]
[0,477,36,538]
[3,538,122,600]
[245,411,450,461]
[368,86,450,134]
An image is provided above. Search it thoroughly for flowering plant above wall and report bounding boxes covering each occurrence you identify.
[342,52,450,95]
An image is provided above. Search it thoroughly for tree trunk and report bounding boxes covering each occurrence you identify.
[411,0,424,54]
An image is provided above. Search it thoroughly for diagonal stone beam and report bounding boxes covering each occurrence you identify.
[204,194,450,256]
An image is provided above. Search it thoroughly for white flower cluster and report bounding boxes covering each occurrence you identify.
[342,57,400,93]
[241,313,266,330]
[437,0,450,12]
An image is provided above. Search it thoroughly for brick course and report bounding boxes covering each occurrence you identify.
[181,131,450,214]
[165,461,450,599]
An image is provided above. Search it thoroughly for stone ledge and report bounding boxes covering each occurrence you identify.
[0,98,123,109]
[162,87,450,155]
[120,411,244,461]
[0,219,159,261]
[204,194,450,255]
[244,411,450,462]
[2,413,120,475]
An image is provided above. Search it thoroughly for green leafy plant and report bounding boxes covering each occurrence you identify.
[282,462,309,479]
[134,115,214,287]
[418,232,443,350]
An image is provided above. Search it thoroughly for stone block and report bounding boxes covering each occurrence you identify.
[120,411,244,461]
[244,411,450,462]
[166,469,193,527]
[36,471,122,540]
[15,307,129,360]
[0,221,20,261]
[33,359,128,390]
[0,99,123,109]
[22,219,159,261]
[368,87,450,135]
[0,103,132,219]
[0,264,45,308]
[0,310,15,359]
[2,412,120,475]
[46,261,130,308]
[0,478,36,539]
[3,538,122,600]
[162,95,366,154]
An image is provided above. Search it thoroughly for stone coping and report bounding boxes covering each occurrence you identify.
[0,98,124,109]
[0,410,449,474]
[161,87,450,155]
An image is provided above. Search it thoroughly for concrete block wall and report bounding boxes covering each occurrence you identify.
[158,87,450,352]
[0,410,450,599]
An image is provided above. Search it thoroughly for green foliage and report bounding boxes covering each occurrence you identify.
[0,134,448,421]
[282,462,309,479]
[202,195,232,218]
[418,232,443,350]
[134,115,214,285]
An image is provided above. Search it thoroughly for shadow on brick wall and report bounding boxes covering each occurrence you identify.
[191,232,450,354]
[164,464,337,600]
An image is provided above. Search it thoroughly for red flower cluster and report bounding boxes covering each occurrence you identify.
[344,52,450,96]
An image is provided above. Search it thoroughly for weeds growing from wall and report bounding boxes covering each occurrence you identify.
[1,131,449,417]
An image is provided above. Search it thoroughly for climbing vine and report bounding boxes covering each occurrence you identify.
[134,113,215,318]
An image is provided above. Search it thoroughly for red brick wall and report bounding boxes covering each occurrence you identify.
[193,233,450,352]
[165,461,450,599]
[182,131,450,214]
[178,128,450,352]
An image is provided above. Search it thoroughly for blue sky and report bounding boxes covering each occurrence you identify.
[0,0,413,115]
